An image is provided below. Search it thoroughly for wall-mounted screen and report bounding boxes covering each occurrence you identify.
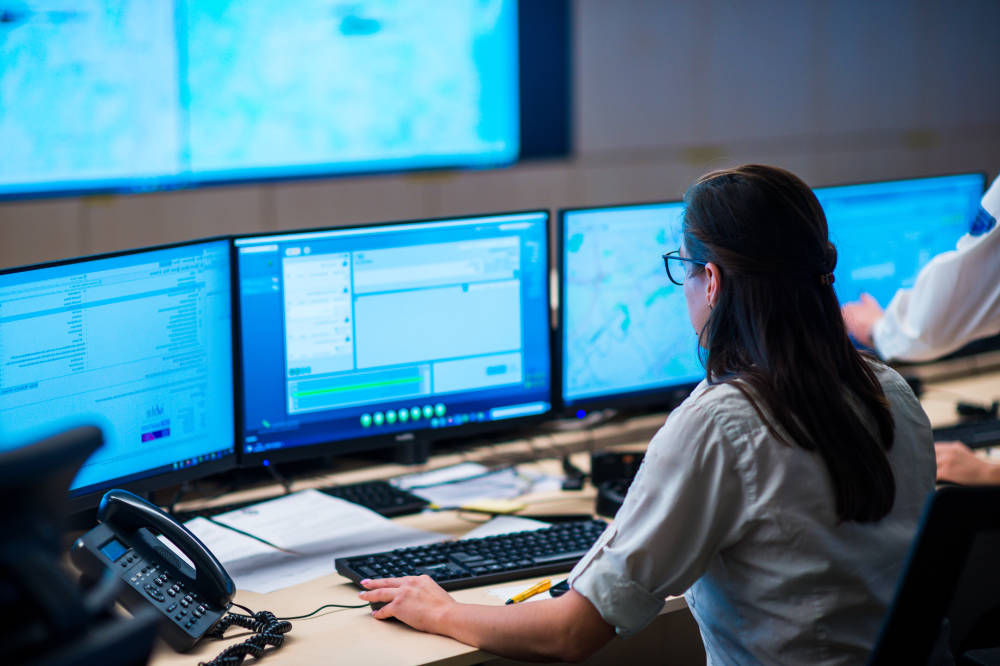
[0,0,519,198]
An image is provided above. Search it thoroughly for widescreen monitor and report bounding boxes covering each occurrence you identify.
[235,211,552,465]
[559,201,703,414]
[815,173,986,308]
[0,239,236,510]
[0,1,519,198]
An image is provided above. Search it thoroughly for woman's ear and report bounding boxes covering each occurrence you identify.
[704,262,722,308]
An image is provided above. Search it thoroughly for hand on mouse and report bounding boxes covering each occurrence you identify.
[360,575,458,633]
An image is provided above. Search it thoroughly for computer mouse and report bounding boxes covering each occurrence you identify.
[369,600,387,612]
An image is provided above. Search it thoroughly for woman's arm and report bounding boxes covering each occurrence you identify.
[360,575,615,662]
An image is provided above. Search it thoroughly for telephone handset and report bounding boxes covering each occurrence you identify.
[71,489,236,652]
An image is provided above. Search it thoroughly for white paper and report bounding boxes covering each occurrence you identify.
[411,467,564,508]
[487,584,552,604]
[392,461,490,490]
[183,489,447,593]
[411,467,530,507]
[460,515,550,540]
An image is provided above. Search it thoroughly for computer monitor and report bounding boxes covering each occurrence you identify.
[559,201,703,414]
[815,173,986,307]
[235,211,552,465]
[0,239,236,510]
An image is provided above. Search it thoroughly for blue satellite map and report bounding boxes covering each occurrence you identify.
[0,0,518,195]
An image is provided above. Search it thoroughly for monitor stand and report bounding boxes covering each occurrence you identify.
[392,434,430,465]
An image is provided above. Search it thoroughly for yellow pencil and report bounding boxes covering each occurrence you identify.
[505,578,552,605]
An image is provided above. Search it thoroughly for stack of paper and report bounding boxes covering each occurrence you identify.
[179,489,447,593]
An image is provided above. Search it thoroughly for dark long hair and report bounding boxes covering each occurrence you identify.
[683,164,895,523]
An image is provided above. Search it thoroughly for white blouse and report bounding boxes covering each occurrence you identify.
[569,362,935,665]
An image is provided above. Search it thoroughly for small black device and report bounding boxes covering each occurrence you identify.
[590,450,645,486]
[956,400,1000,421]
[71,489,236,652]
[336,518,608,590]
[591,450,645,518]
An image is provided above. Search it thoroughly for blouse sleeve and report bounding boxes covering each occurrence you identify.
[568,391,749,637]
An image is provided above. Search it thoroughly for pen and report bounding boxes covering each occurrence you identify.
[505,578,551,605]
[549,578,570,597]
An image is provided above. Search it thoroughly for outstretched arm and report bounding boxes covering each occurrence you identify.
[360,575,615,662]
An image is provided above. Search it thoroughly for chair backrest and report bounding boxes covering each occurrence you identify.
[869,485,1000,665]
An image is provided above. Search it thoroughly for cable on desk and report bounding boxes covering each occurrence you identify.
[276,601,368,620]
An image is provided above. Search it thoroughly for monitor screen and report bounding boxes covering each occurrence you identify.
[0,1,519,198]
[815,173,986,307]
[560,202,703,412]
[0,239,236,506]
[236,211,551,463]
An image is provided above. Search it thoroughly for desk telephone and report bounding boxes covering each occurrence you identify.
[71,489,235,652]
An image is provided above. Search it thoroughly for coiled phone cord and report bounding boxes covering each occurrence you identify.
[199,605,291,666]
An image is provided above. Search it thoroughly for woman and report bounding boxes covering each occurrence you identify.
[360,165,935,663]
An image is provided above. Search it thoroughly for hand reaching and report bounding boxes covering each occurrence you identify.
[841,293,884,349]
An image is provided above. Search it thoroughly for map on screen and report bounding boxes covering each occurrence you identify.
[562,203,704,406]
[0,0,518,196]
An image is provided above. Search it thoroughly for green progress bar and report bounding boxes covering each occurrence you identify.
[293,375,421,398]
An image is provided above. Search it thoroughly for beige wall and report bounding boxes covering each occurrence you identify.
[2,0,998,269]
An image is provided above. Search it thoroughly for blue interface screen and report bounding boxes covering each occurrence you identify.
[816,173,985,307]
[0,1,519,198]
[0,240,235,496]
[236,212,552,457]
[561,202,704,406]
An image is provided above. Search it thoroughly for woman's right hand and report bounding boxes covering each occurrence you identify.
[935,441,1000,485]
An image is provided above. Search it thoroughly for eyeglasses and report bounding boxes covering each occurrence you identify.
[662,250,707,286]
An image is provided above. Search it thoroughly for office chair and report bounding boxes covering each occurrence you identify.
[868,485,1000,665]
[0,426,158,666]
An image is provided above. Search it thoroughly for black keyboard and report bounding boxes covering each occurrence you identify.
[318,479,430,517]
[172,479,429,522]
[933,419,1000,449]
[335,518,608,591]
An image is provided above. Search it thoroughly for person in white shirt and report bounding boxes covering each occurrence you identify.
[843,174,999,486]
[842,174,1000,362]
[358,165,935,664]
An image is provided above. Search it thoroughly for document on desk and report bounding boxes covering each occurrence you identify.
[397,465,563,508]
[183,489,447,593]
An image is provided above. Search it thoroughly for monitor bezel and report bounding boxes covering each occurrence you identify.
[232,209,555,469]
[555,199,703,418]
[0,236,240,513]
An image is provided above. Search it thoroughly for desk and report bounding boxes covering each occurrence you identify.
[152,455,704,666]
[919,367,1000,429]
[149,368,1000,665]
